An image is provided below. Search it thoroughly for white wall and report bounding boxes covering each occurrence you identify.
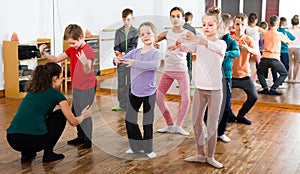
[0,0,53,90]
[279,0,300,27]
[0,0,205,90]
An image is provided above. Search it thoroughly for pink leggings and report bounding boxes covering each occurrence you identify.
[156,71,190,126]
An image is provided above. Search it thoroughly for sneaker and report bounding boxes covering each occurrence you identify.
[146,152,157,158]
[218,134,231,143]
[157,125,175,133]
[258,88,269,94]
[42,152,65,163]
[207,157,223,168]
[228,115,237,123]
[67,137,84,145]
[21,152,37,163]
[184,156,206,163]
[175,125,190,136]
[112,106,124,111]
[268,89,282,95]
[236,116,252,125]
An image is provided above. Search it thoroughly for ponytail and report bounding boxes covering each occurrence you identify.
[26,62,61,93]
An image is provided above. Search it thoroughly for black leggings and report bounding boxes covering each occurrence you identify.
[125,92,156,153]
[7,109,66,154]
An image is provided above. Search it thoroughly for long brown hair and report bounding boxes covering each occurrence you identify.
[25,62,61,93]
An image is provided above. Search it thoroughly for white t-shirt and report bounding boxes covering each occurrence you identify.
[246,26,260,49]
[164,29,188,72]
[181,40,227,90]
[289,28,300,48]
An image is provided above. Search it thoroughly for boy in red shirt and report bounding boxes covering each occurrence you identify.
[39,24,97,148]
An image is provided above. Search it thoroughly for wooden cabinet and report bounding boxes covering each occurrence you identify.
[61,35,100,94]
[3,38,51,98]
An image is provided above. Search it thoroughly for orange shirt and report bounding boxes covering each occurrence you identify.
[231,34,255,78]
[262,28,286,60]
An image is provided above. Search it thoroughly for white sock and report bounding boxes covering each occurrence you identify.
[157,125,175,133]
[184,156,206,163]
[125,149,134,154]
[175,125,190,136]
[146,152,157,158]
[125,149,144,154]
[207,157,223,168]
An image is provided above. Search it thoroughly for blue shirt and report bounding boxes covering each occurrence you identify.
[123,48,161,97]
[221,33,240,79]
[278,28,295,53]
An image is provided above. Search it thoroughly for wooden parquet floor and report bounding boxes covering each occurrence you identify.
[1,84,300,173]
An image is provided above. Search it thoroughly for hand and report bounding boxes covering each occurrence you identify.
[154,43,160,49]
[81,105,91,119]
[76,50,88,64]
[239,43,248,52]
[115,51,125,57]
[39,44,47,56]
[124,59,134,67]
[168,42,180,51]
[113,56,125,65]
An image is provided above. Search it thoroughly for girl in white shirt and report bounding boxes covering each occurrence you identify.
[245,13,265,85]
[170,7,226,168]
[155,7,191,136]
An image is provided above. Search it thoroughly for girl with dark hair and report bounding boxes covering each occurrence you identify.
[288,15,300,82]
[155,6,191,136]
[6,62,91,163]
[245,12,265,86]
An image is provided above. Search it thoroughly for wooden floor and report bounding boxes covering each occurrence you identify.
[1,73,300,174]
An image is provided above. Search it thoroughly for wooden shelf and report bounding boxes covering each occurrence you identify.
[3,39,51,99]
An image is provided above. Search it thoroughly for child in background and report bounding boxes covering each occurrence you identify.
[258,15,290,95]
[39,24,97,148]
[170,7,226,168]
[259,21,269,79]
[114,22,161,158]
[183,11,196,87]
[112,8,139,111]
[155,7,191,136]
[272,17,295,88]
[245,13,265,86]
[216,13,240,142]
[288,15,300,82]
[229,13,259,125]
[259,21,268,55]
